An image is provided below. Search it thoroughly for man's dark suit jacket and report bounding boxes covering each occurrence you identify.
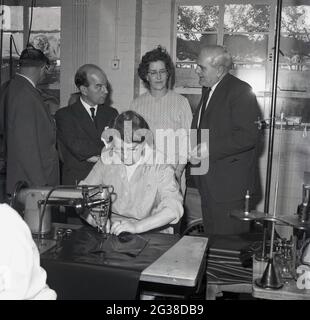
[191,73,261,204]
[0,75,59,194]
[55,100,118,185]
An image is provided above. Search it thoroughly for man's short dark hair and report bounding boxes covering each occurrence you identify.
[74,64,103,89]
[19,46,50,67]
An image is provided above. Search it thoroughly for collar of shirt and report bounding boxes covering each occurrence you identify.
[208,78,221,101]
[125,158,142,181]
[16,73,36,88]
[80,97,98,119]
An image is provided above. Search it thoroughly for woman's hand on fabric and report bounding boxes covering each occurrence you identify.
[109,219,138,236]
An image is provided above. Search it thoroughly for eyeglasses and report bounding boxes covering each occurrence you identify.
[148,69,168,78]
[94,84,108,93]
[113,143,143,155]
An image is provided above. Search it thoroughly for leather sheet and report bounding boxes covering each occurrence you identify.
[41,226,179,300]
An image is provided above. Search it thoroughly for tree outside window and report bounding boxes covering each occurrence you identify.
[176,1,310,122]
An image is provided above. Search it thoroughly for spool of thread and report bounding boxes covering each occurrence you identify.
[244,190,250,214]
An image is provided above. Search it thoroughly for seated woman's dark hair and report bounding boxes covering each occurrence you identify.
[112,110,152,144]
[138,45,174,90]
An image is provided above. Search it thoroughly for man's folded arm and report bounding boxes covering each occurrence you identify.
[55,113,103,161]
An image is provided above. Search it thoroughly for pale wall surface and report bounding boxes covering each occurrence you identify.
[60,0,174,111]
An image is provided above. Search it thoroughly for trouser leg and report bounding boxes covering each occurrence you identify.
[200,190,250,236]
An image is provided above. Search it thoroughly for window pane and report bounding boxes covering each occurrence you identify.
[279,35,310,71]
[1,32,23,84]
[29,33,60,61]
[176,33,217,62]
[223,34,268,65]
[178,6,219,33]
[176,34,217,88]
[280,4,310,71]
[281,4,310,34]
[30,7,61,31]
[224,34,268,92]
[175,65,200,88]
[275,96,310,122]
[224,4,270,32]
[2,32,23,58]
[176,5,219,88]
[27,7,61,100]
[2,6,23,31]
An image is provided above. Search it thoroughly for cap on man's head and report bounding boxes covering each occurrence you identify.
[19,46,50,67]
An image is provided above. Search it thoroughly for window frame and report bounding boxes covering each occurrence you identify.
[173,0,275,94]
[1,1,61,90]
[174,0,310,97]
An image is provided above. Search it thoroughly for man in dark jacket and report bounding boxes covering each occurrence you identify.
[0,47,59,195]
[55,64,118,185]
[190,45,261,236]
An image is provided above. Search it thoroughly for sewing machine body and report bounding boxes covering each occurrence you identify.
[12,184,113,235]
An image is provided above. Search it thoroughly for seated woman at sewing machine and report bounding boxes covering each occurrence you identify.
[79,110,183,235]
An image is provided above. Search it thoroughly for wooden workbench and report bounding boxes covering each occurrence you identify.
[140,235,208,287]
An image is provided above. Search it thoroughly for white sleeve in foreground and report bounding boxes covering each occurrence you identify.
[0,204,56,300]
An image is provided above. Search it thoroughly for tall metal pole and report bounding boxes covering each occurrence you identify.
[257,0,283,261]
[255,0,284,289]
[0,0,4,85]
[264,0,282,212]
[9,34,12,79]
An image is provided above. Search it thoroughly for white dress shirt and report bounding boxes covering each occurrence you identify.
[80,97,98,120]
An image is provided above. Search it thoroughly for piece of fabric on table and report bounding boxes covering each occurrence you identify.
[41,226,179,300]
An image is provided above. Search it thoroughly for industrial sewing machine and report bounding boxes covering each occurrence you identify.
[10,181,114,236]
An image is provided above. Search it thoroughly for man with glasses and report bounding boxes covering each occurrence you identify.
[55,64,118,186]
[0,46,59,196]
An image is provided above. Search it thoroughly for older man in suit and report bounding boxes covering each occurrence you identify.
[55,64,118,185]
[190,45,261,237]
[0,47,59,196]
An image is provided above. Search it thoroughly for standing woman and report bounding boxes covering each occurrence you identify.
[130,46,192,195]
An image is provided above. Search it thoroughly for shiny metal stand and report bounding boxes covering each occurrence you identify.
[255,111,285,289]
[255,258,283,289]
